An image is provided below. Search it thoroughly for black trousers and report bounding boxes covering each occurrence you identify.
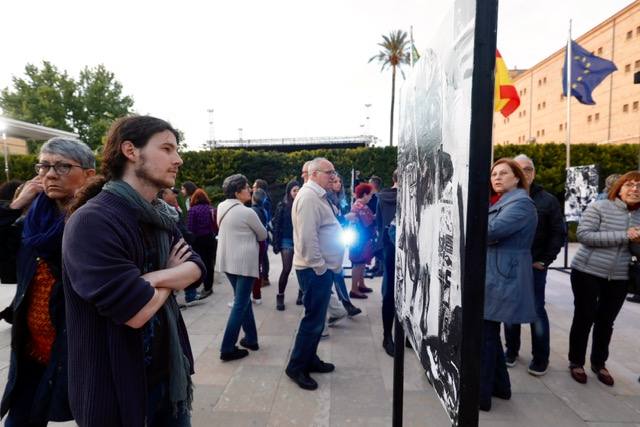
[190,234,217,291]
[568,269,628,368]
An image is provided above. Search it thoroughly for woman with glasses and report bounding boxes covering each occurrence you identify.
[568,171,640,386]
[216,174,267,361]
[0,137,95,426]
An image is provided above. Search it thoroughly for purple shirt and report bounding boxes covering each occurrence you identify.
[188,203,214,237]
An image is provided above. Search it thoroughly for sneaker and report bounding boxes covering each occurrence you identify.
[252,297,262,305]
[198,289,213,300]
[328,312,347,327]
[528,360,548,376]
[321,325,330,338]
[505,353,517,368]
[342,301,362,317]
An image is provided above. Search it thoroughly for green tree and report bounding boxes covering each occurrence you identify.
[369,30,410,147]
[72,65,134,150]
[0,61,134,151]
[0,61,76,132]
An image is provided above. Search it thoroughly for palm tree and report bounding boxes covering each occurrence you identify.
[369,30,410,146]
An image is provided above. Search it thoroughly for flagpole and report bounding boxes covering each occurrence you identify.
[410,25,414,66]
[566,20,572,169]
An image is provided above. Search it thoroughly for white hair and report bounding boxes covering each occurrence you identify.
[514,154,534,169]
[308,157,329,173]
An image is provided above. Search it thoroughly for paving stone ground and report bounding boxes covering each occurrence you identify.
[1,243,640,426]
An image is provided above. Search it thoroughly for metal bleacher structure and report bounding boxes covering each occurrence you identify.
[205,135,379,152]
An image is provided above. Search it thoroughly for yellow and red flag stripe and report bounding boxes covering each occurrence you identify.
[494,50,520,118]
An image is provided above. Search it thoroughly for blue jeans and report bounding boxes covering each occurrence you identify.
[221,273,258,353]
[333,270,350,303]
[480,320,511,405]
[287,268,333,374]
[504,268,550,364]
[147,382,191,427]
[381,242,396,339]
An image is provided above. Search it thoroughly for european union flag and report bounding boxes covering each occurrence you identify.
[562,40,617,105]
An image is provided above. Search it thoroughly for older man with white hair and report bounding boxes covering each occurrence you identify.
[286,157,343,390]
[504,154,566,377]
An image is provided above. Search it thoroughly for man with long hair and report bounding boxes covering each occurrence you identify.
[62,116,205,427]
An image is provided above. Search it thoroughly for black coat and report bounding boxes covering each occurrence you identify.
[0,205,72,423]
[272,201,293,254]
[530,183,566,266]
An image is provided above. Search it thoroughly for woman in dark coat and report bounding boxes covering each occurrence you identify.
[0,137,96,426]
[480,158,537,412]
[186,188,217,302]
[272,180,300,310]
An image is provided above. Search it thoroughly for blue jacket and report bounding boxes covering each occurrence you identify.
[484,188,538,324]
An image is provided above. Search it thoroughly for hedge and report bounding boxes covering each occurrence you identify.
[2,143,639,204]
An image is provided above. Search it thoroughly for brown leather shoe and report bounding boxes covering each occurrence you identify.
[591,366,614,386]
[569,366,587,384]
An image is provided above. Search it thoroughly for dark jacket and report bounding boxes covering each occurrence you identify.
[62,191,205,427]
[530,183,566,266]
[0,204,72,423]
[375,187,397,246]
[272,201,293,254]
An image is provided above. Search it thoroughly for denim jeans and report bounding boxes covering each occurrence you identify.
[146,382,191,427]
[333,270,350,303]
[504,268,550,364]
[381,242,396,339]
[221,273,258,353]
[480,320,511,405]
[287,268,333,374]
[568,269,628,368]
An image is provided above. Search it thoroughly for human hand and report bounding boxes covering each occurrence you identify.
[532,262,546,271]
[166,238,191,268]
[9,176,43,210]
[628,228,640,242]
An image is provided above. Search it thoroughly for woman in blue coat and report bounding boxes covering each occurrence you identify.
[480,158,538,411]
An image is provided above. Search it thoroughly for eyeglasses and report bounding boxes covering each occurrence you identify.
[317,169,337,176]
[622,181,640,190]
[35,162,86,176]
[522,167,534,172]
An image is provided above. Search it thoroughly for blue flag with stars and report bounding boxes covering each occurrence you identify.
[562,40,617,105]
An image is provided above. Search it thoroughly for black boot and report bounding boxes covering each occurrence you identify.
[627,294,640,303]
[276,293,285,311]
[296,290,303,305]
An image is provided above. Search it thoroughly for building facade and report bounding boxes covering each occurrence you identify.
[493,1,640,146]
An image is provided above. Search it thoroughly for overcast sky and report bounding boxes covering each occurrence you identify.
[0,0,634,149]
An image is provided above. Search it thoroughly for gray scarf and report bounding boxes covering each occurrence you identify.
[103,180,193,412]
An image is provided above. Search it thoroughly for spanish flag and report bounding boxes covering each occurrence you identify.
[494,50,520,118]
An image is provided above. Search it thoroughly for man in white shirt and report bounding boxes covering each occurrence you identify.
[286,157,344,390]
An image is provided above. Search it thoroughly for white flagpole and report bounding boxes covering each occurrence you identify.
[566,20,572,169]
[410,25,414,66]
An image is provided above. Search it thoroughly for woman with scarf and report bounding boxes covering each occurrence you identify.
[272,180,300,311]
[0,137,96,426]
[480,158,537,411]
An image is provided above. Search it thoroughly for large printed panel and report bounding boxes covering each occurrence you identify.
[565,164,599,222]
[395,0,477,425]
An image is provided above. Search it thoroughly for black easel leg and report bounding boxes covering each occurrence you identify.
[392,315,405,427]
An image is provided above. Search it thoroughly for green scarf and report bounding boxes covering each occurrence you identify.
[103,180,193,412]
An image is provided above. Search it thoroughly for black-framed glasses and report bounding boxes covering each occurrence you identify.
[35,162,85,176]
